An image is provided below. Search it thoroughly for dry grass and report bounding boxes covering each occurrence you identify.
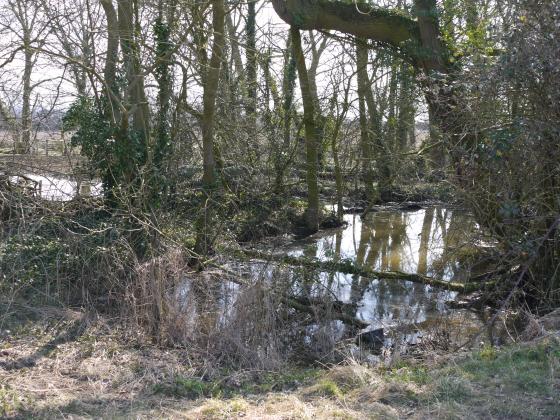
[1,304,558,419]
[0,305,196,418]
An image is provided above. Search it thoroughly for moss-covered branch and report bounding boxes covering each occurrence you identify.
[271,0,419,46]
[271,0,450,73]
[230,248,493,293]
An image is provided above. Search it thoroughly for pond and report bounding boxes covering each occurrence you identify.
[179,206,490,353]
[287,206,478,281]
[9,174,102,201]
[257,207,481,328]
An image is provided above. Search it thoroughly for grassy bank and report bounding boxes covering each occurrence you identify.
[1,304,558,419]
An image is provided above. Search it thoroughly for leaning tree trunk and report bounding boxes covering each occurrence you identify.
[271,0,479,177]
[271,0,455,132]
[291,26,320,234]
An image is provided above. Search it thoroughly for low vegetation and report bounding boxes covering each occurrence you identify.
[1,306,558,419]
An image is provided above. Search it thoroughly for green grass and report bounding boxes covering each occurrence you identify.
[431,375,474,403]
[383,362,430,385]
[420,338,560,418]
[459,341,558,395]
[154,340,559,417]
[153,368,321,400]
[306,379,344,398]
[240,368,321,394]
[154,377,214,399]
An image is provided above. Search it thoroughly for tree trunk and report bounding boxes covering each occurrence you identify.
[328,82,350,221]
[226,14,245,86]
[100,0,121,123]
[274,34,297,194]
[245,0,257,142]
[194,0,226,258]
[117,0,150,149]
[396,63,415,151]
[356,41,377,203]
[18,39,33,154]
[332,133,344,220]
[153,3,175,173]
[291,26,319,233]
[307,32,327,169]
[365,86,391,202]
[427,102,446,172]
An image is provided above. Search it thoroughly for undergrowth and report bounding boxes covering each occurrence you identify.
[1,307,558,419]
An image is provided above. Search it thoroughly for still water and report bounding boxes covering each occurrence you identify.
[10,174,102,201]
[286,207,477,281]
[251,207,479,330]
[178,206,484,343]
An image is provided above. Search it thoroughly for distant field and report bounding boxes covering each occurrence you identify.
[0,130,69,157]
[0,154,87,176]
[0,130,86,176]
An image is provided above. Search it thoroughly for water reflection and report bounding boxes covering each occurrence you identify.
[263,207,479,329]
[176,207,484,353]
[287,207,476,282]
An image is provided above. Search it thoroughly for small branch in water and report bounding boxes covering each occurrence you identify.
[208,262,369,328]
[281,296,369,329]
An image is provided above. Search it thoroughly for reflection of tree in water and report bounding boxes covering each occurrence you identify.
[389,213,406,271]
[301,240,319,297]
[350,215,372,305]
[347,211,412,325]
[282,207,476,330]
[176,206,475,361]
[418,208,435,276]
[430,208,476,281]
[325,230,342,291]
[345,208,472,326]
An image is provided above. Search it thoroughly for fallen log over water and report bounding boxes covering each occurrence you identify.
[228,248,494,294]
